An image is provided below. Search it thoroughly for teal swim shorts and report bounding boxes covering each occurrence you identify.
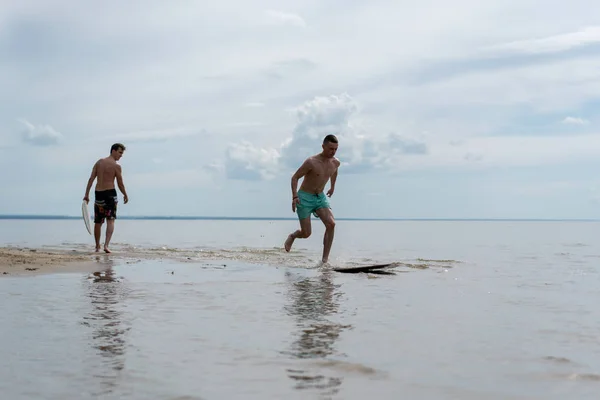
[296,190,331,220]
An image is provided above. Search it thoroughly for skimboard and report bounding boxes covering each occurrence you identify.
[332,263,394,273]
[82,200,92,235]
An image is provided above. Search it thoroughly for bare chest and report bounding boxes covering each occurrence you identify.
[310,160,336,179]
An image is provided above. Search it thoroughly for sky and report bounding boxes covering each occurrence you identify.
[2,0,600,219]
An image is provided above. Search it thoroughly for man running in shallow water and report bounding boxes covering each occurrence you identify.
[83,143,129,253]
[285,134,340,264]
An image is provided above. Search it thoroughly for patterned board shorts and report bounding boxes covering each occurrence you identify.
[94,189,118,224]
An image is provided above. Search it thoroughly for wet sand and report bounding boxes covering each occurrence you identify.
[0,244,318,277]
[0,246,207,276]
[0,247,98,276]
[0,245,455,278]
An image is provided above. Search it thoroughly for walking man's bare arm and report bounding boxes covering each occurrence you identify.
[116,164,129,204]
[83,162,98,203]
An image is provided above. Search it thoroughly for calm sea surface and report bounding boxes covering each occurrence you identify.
[1,219,599,399]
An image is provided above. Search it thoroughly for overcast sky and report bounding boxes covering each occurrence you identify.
[2,0,600,219]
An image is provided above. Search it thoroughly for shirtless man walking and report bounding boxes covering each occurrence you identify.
[284,134,340,264]
[83,143,129,253]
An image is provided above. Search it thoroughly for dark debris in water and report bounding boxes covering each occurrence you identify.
[333,259,457,275]
[286,369,343,394]
[543,356,574,364]
[199,263,227,269]
[366,270,396,276]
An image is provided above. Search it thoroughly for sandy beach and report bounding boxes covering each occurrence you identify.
[0,246,176,276]
[0,247,104,276]
[0,244,285,276]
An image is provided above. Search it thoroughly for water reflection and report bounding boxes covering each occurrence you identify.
[82,257,130,396]
[283,269,351,398]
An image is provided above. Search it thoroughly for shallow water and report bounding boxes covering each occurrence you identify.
[1,220,600,398]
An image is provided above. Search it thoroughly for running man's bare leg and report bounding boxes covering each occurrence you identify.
[315,208,335,263]
[94,223,102,252]
[285,217,312,252]
[104,219,115,253]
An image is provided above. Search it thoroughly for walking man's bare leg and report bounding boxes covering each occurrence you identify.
[316,208,335,263]
[94,223,102,252]
[285,217,312,252]
[104,219,115,253]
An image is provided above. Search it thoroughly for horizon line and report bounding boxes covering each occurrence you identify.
[0,214,598,222]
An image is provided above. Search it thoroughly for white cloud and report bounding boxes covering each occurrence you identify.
[264,10,306,28]
[18,119,63,146]
[562,116,589,125]
[224,141,280,180]
[221,93,430,179]
[280,93,359,168]
[485,26,600,55]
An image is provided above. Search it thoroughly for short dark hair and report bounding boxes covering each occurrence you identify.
[111,143,126,153]
[323,134,338,144]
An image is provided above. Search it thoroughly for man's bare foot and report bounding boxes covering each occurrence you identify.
[95,246,101,253]
[104,247,111,254]
[284,234,295,252]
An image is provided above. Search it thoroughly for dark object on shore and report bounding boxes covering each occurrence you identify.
[333,263,394,273]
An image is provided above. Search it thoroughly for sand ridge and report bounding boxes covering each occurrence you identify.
[1,244,455,276]
[0,246,99,276]
[0,245,221,276]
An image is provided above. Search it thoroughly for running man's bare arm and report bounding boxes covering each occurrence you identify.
[83,162,98,202]
[115,164,129,203]
[291,159,313,198]
[330,168,338,189]
[327,168,338,197]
